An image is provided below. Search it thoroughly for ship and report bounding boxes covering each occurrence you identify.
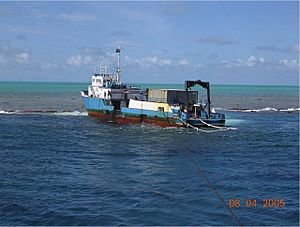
[81,48,225,128]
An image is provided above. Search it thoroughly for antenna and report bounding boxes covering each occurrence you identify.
[115,47,121,84]
[99,57,103,74]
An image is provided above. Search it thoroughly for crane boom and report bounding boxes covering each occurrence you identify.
[185,80,211,118]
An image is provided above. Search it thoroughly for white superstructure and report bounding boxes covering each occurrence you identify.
[86,48,144,101]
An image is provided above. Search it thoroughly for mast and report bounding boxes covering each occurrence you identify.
[115,47,121,85]
[207,83,211,118]
[99,57,103,74]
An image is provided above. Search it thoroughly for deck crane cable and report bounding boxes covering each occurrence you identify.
[176,117,237,132]
[177,117,214,133]
[161,110,229,132]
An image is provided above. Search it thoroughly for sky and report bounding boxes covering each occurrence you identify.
[0,1,299,85]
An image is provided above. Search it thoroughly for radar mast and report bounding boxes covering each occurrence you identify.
[115,47,121,85]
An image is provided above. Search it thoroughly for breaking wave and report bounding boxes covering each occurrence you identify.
[1,107,299,116]
[0,110,16,115]
[0,110,88,116]
[53,111,88,116]
[215,107,300,113]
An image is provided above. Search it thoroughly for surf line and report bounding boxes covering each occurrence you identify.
[182,148,242,226]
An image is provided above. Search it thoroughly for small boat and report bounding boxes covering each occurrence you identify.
[81,48,225,128]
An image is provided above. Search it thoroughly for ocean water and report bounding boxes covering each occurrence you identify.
[0,81,299,226]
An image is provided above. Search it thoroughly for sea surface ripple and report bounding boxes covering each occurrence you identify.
[0,110,299,226]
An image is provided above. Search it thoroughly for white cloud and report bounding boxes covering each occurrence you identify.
[246,56,256,67]
[259,57,266,64]
[59,13,96,22]
[220,56,299,70]
[67,55,93,67]
[146,56,172,66]
[221,60,233,68]
[221,56,267,68]
[16,52,29,64]
[0,42,31,65]
[178,58,189,66]
[278,59,299,69]
[125,55,196,68]
[124,55,172,67]
[236,59,243,66]
[278,59,289,66]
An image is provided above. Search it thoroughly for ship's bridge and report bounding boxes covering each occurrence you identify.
[91,73,118,88]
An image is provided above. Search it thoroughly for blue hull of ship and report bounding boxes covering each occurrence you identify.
[82,96,225,127]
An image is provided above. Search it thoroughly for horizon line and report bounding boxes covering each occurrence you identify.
[0,80,298,87]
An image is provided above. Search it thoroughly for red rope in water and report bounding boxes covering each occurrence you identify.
[185,150,243,226]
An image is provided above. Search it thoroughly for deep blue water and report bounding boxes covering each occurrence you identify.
[0,82,299,225]
[0,110,299,226]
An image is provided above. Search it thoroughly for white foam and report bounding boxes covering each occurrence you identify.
[224,107,300,113]
[242,107,278,112]
[0,110,16,115]
[214,107,225,111]
[279,108,300,112]
[0,110,88,116]
[53,111,88,116]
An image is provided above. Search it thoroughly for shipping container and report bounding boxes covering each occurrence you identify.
[147,89,198,104]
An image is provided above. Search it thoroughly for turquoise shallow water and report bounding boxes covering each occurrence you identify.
[0,81,299,225]
[0,81,298,96]
[139,83,299,97]
[0,81,299,112]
